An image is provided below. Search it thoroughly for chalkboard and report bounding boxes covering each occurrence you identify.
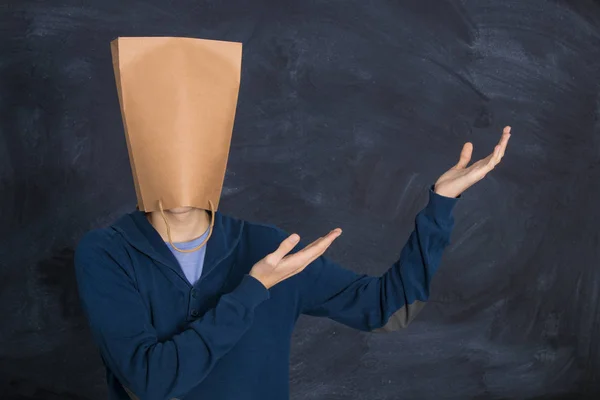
[1,0,600,399]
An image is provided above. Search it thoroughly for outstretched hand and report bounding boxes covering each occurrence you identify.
[434,126,512,198]
[250,229,342,289]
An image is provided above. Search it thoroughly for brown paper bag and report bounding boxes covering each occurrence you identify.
[110,36,242,212]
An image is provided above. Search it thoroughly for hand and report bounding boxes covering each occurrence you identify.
[250,229,342,289]
[434,126,512,198]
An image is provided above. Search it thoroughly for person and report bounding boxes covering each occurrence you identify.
[75,37,511,400]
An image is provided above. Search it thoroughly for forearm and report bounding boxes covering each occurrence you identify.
[373,202,454,331]
[298,188,457,332]
[103,275,267,399]
[75,229,269,400]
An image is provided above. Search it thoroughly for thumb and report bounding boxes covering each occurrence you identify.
[455,142,473,169]
[269,234,301,264]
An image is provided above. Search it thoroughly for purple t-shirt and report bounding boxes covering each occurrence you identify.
[166,228,210,285]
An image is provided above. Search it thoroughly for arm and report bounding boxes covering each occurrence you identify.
[75,230,269,400]
[294,125,512,331]
[295,188,457,332]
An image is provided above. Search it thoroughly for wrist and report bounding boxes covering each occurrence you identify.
[433,184,458,198]
[249,272,270,289]
[435,192,458,199]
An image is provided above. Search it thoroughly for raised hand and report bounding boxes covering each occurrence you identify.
[434,126,512,198]
[250,229,342,289]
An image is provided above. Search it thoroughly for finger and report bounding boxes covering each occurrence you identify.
[301,230,341,264]
[498,126,511,158]
[487,145,501,169]
[280,231,332,268]
[299,229,341,258]
[282,229,341,267]
[455,142,473,169]
[268,233,301,264]
[300,228,341,252]
[301,234,327,252]
[481,126,511,168]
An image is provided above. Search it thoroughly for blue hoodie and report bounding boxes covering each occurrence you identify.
[74,188,457,400]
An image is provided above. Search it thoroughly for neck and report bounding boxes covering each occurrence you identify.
[147,207,210,243]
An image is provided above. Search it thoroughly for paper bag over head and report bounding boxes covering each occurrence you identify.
[111,36,242,212]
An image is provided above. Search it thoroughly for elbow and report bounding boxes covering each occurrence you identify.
[371,300,427,333]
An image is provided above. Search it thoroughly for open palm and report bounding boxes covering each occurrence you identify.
[434,126,512,198]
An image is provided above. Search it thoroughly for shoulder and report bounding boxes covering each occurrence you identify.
[76,228,115,257]
[74,227,129,277]
[75,227,121,257]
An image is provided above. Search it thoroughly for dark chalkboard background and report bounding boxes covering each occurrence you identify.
[1,0,600,399]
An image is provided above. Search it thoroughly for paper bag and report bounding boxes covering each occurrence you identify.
[110,36,242,212]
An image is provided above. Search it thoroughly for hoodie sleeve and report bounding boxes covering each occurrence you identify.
[295,187,458,332]
[74,229,269,400]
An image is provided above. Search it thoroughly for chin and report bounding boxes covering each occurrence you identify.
[168,206,195,214]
